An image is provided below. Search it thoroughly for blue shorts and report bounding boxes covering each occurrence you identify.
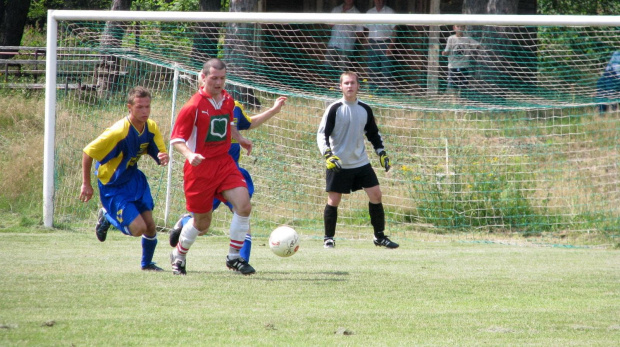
[98,170,154,236]
[213,166,254,211]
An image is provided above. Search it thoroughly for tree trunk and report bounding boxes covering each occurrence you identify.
[99,0,132,96]
[101,0,132,48]
[225,0,261,108]
[190,0,222,66]
[0,0,33,59]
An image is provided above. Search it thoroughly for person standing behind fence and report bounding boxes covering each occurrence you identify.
[80,86,169,272]
[442,25,481,96]
[364,0,396,91]
[326,0,364,73]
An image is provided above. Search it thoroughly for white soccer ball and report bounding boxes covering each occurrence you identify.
[269,226,300,257]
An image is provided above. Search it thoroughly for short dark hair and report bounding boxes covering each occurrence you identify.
[127,86,151,105]
[340,71,358,84]
[202,58,227,76]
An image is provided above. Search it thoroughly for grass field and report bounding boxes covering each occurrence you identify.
[1,214,618,346]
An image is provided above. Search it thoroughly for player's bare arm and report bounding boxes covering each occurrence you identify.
[172,142,204,166]
[80,153,94,202]
[231,126,252,155]
[248,96,287,129]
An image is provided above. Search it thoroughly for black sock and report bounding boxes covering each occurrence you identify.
[369,202,385,239]
[324,204,338,239]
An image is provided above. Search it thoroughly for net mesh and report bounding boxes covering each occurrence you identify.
[49,18,620,245]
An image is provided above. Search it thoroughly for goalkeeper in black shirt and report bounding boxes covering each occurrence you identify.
[316,71,398,249]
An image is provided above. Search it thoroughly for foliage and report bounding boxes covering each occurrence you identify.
[132,0,199,11]
[28,0,114,27]
[400,150,548,231]
[538,0,620,15]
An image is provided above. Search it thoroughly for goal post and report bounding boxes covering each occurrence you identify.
[43,10,620,244]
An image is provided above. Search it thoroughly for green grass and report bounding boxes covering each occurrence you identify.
[1,214,618,346]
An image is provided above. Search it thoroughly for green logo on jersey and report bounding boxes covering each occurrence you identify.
[205,114,229,142]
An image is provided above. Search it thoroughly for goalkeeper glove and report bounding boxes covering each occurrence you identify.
[323,148,342,173]
[379,151,391,172]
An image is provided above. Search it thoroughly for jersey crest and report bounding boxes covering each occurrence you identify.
[205,114,230,142]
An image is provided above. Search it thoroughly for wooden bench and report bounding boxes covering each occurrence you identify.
[0,46,106,87]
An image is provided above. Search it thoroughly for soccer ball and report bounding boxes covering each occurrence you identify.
[269,226,300,257]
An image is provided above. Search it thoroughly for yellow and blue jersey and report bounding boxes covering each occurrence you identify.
[84,117,167,186]
[229,101,252,163]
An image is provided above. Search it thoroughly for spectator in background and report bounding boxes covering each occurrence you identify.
[596,51,620,114]
[326,0,364,73]
[364,0,396,92]
[442,25,481,96]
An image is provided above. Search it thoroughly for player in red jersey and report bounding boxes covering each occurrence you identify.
[169,58,255,275]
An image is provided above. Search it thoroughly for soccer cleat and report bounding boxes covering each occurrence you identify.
[170,213,191,247]
[141,263,164,272]
[95,208,111,242]
[323,238,335,249]
[170,252,187,276]
[226,256,255,275]
[373,236,399,249]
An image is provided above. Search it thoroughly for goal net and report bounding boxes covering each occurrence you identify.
[44,11,620,244]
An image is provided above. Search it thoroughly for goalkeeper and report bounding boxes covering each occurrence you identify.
[169,96,288,263]
[317,71,398,249]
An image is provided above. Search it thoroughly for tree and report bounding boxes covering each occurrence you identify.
[99,0,132,95]
[224,0,260,107]
[190,0,222,65]
[0,0,33,58]
[101,0,132,47]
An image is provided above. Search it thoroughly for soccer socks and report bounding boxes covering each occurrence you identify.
[229,213,250,259]
[324,204,338,239]
[239,234,252,262]
[369,202,386,239]
[141,235,158,268]
[174,219,199,259]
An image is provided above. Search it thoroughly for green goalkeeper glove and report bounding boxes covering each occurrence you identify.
[379,151,391,172]
[323,148,342,173]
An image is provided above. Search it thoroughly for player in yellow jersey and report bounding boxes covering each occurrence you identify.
[80,86,169,271]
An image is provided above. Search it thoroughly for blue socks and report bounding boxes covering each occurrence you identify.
[141,235,158,268]
[239,234,252,262]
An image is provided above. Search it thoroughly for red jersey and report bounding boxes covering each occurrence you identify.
[170,88,235,159]
[171,88,245,213]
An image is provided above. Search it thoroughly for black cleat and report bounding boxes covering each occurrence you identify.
[373,236,399,249]
[323,238,335,249]
[95,208,111,242]
[141,263,164,272]
[170,252,186,275]
[170,213,191,247]
[226,256,255,275]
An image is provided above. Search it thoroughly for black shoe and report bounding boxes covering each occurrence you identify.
[170,213,191,247]
[226,256,255,275]
[323,238,335,249]
[141,263,164,272]
[95,208,111,242]
[374,236,399,249]
[170,252,186,275]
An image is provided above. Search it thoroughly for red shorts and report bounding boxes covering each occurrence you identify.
[183,154,247,213]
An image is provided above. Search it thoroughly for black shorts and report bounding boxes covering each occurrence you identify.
[325,163,379,194]
[448,68,472,88]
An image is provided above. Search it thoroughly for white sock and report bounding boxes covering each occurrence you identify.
[174,218,199,260]
[228,213,249,258]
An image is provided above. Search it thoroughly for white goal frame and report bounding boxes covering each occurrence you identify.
[43,10,620,227]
